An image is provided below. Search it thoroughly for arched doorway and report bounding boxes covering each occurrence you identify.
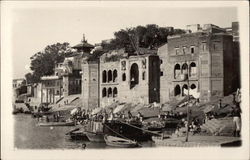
[108,87,112,97]
[113,70,118,82]
[102,70,107,83]
[130,63,139,89]
[113,87,118,97]
[102,88,107,97]
[174,64,181,79]
[181,63,188,74]
[122,73,126,81]
[190,62,197,77]
[108,70,112,82]
[174,85,181,96]
[182,84,188,96]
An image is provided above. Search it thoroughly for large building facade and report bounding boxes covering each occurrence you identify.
[37,23,239,109]
[159,23,238,103]
[41,76,63,104]
[40,36,94,104]
[81,49,160,110]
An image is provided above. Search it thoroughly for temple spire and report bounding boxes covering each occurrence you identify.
[82,34,86,43]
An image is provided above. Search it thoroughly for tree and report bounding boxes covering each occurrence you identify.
[25,72,38,84]
[102,24,186,52]
[27,42,73,83]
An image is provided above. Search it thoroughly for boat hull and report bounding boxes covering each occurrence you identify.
[104,135,138,148]
[86,120,152,142]
[38,121,75,127]
[69,130,89,140]
[103,121,151,141]
[85,131,105,142]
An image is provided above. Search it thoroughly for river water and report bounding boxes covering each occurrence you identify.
[14,114,154,149]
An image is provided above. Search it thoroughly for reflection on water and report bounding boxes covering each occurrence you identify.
[14,114,154,149]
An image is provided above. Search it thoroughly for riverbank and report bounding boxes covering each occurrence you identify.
[153,135,241,147]
[14,114,155,149]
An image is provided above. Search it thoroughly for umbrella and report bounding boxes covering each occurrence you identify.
[91,107,104,115]
[203,105,215,113]
[131,103,144,112]
[162,105,173,112]
[51,104,77,112]
[137,107,161,117]
[105,102,119,110]
[113,104,126,113]
[70,108,78,114]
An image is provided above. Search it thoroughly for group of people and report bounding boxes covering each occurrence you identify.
[55,88,242,138]
[105,110,144,122]
[204,112,215,123]
[158,111,187,120]
[70,108,92,124]
[68,107,145,125]
[175,118,201,136]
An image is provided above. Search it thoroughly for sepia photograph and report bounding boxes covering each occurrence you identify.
[1,1,249,160]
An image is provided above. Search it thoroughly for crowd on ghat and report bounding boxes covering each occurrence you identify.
[39,89,241,137]
[65,108,145,125]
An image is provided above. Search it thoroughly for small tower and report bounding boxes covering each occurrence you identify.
[72,34,94,53]
[82,59,100,110]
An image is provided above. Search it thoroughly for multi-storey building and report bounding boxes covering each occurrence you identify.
[39,23,239,109]
[159,23,239,103]
[62,37,94,97]
[41,75,63,104]
[81,48,160,110]
[99,50,121,108]
[13,78,26,89]
[12,78,27,102]
[40,35,94,104]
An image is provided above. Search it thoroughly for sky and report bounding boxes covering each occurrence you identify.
[4,2,239,79]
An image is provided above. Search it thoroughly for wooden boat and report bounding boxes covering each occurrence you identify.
[104,135,138,148]
[32,111,53,118]
[85,120,154,143]
[67,129,89,140]
[103,120,152,141]
[38,121,75,127]
[85,131,105,142]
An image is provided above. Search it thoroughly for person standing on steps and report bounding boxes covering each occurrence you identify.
[231,103,241,137]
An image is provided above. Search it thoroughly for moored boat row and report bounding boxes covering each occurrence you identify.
[37,121,75,127]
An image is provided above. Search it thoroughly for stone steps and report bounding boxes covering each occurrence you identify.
[200,118,234,136]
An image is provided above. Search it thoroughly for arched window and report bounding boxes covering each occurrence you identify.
[113,87,118,97]
[102,88,107,97]
[174,64,181,79]
[181,63,188,74]
[142,71,146,80]
[190,62,197,77]
[130,63,139,89]
[122,73,126,81]
[113,70,118,82]
[174,85,181,96]
[182,84,188,96]
[108,70,112,82]
[102,70,107,83]
[190,84,197,89]
[108,87,112,97]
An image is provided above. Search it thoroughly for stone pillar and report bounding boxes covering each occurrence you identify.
[63,76,69,97]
